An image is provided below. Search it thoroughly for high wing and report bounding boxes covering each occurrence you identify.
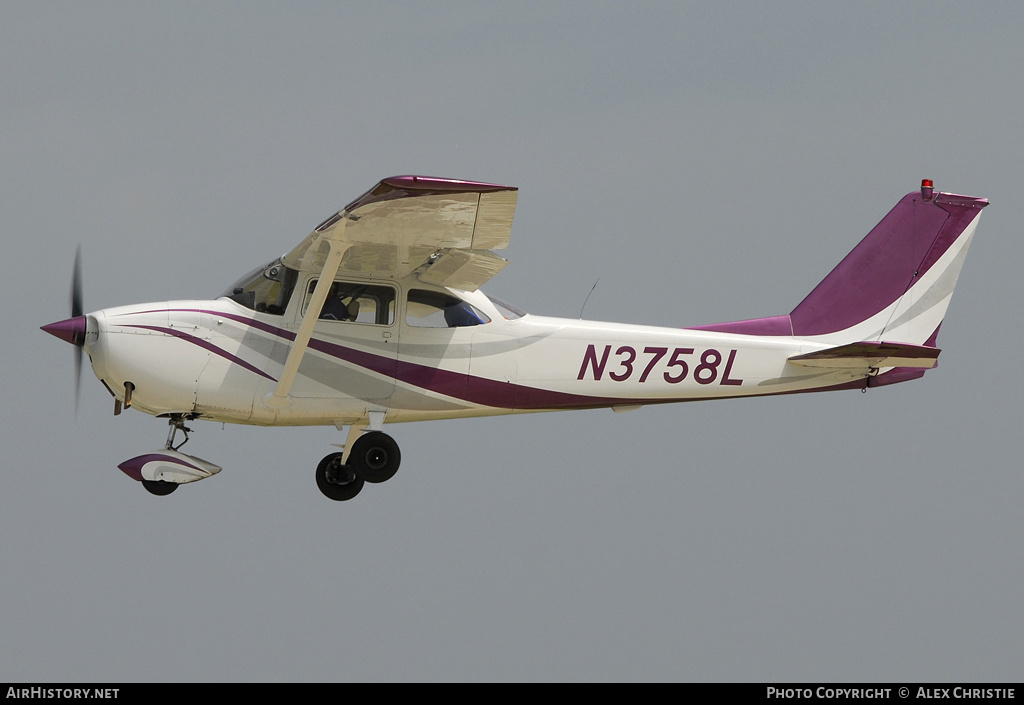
[270,175,518,406]
[282,175,518,291]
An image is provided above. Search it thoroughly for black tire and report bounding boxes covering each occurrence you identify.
[349,431,401,484]
[315,452,364,501]
[142,479,178,496]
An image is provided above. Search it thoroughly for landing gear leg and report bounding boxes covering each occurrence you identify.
[138,415,195,496]
[315,419,400,501]
[165,415,192,451]
[120,415,220,497]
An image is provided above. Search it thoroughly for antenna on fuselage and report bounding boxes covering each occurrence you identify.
[579,277,600,319]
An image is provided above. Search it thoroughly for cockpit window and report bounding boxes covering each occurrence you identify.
[222,259,298,315]
[406,289,490,328]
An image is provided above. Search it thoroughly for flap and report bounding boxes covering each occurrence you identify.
[417,249,510,291]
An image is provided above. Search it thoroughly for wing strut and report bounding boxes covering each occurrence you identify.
[267,231,347,406]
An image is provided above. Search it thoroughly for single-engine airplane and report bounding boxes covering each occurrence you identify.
[42,176,986,501]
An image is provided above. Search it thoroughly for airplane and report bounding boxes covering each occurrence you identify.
[41,176,987,501]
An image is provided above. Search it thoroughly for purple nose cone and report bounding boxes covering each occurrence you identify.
[41,316,87,347]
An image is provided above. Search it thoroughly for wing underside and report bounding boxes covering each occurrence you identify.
[282,176,518,291]
[269,176,517,405]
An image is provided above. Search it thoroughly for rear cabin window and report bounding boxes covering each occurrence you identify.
[406,290,490,328]
[304,280,396,325]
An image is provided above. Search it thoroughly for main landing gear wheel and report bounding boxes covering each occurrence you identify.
[349,431,401,484]
[316,452,364,501]
[142,479,178,496]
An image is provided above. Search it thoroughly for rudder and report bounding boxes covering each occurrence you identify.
[789,182,987,345]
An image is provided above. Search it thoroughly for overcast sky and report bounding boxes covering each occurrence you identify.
[4,1,1022,682]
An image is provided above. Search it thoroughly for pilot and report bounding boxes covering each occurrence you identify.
[320,285,359,321]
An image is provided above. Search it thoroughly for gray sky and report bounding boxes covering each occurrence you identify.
[3,1,1022,682]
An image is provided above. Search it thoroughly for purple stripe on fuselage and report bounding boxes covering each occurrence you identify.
[132,308,879,409]
[117,308,297,341]
[125,309,611,408]
[214,311,296,340]
[303,334,625,409]
[124,325,277,382]
[688,314,794,336]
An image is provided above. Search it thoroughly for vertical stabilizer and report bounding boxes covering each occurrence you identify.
[689,183,987,350]
[789,185,987,344]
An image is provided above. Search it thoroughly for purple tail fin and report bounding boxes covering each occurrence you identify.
[691,183,987,344]
[789,188,986,337]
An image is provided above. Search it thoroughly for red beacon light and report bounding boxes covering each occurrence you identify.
[921,178,934,201]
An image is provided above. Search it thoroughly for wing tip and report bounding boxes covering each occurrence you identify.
[381,175,517,191]
[345,175,517,213]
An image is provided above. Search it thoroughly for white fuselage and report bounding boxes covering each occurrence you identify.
[80,274,865,429]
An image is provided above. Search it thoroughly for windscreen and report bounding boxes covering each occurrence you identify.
[221,258,298,315]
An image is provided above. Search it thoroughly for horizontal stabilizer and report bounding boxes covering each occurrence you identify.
[788,341,940,372]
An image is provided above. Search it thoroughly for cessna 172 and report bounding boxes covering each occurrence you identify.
[42,176,986,501]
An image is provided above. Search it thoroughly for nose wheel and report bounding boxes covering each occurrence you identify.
[315,431,401,501]
[142,479,178,496]
[119,415,220,497]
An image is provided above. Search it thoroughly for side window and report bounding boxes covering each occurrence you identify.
[304,280,396,325]
[406,290,490,328]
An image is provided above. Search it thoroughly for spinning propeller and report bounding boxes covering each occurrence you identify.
[41,247,88,410]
